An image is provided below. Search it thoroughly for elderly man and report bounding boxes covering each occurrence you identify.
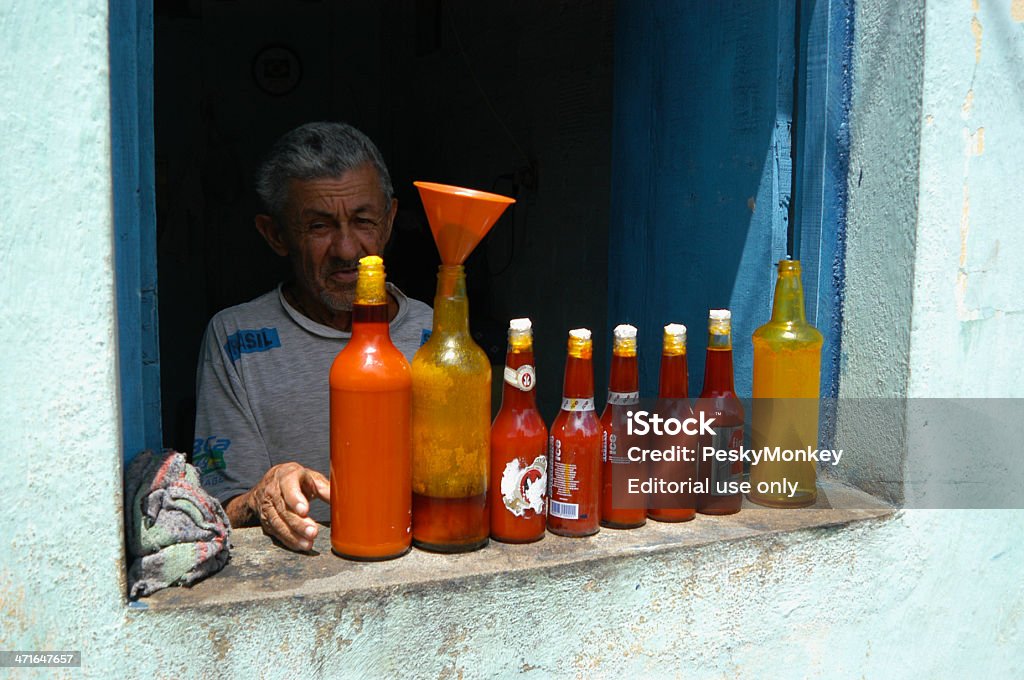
[193,122,432,551]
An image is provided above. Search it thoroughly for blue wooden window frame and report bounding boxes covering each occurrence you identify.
[111,0,161,463]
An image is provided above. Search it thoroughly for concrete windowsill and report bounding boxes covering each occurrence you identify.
[138,479,893,611]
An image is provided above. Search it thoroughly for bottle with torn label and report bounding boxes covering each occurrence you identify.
[749,259,822,507]
[600,324,646,529]
[489,318,548,543]
[696,309,745,515]
[648,323,698,522]
[330,256,412,560]
[547,328,603,537]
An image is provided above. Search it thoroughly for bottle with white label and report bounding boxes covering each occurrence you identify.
[489,318,548,543]
[547,328,602,537]
[696,310,745,515]
[600,324,646,529]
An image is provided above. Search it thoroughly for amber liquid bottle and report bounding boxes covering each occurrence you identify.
[547,329,602,537]
[696,310,745,515]
[749,260,823,507]
[490,318,548,543]
[411,265,490,552]
[600,324,646,529]
[648,323,698,522]
[330,256,412,560]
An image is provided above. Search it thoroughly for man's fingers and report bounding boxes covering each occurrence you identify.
[270,480,318,543]
[260,495,311,552]
[279,469,313,517]
[301,469,331,503]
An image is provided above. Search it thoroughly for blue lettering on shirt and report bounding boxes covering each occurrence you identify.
[224,328,281,363]
[194,436,231,474]
[419,328,432,346]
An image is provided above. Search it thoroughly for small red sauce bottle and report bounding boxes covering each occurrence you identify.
[696,309,745,515]
[648,323,698,522]
[490,318,548,543]
[600,324,646,529]
[547,328,602,537]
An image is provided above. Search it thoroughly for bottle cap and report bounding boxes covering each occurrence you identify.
[612,324,637,356]
[664,322,687,339]
[663,323,687,356]
[708,309,732,345]
[613,324,637,339]
[569,328,591,341]
[567,328,593,359]
[355,255,387,304]
[508,317,533,350]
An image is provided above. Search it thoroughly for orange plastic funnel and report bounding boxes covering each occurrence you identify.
[414,181,515,265]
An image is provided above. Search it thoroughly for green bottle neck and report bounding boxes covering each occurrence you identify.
[433,265,470,335]
[771,263,808,324]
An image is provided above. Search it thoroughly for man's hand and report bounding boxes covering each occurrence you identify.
[224,463,330,552]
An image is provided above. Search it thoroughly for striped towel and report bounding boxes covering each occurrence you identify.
[125,450,232,598]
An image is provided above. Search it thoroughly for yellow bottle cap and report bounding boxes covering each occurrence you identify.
[356,255,387,304]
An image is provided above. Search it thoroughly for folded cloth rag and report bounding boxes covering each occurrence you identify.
[125,450,232,598]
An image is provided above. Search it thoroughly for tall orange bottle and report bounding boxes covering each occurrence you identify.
[490,318,548,543]
[547,329,602,537]
[329,256,412,560]
[600,324,646,529]
[749,259,823,507]
[648,323,698,522]
[696,310,745,515]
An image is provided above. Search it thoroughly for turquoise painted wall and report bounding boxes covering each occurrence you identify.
[0,2,1021,678]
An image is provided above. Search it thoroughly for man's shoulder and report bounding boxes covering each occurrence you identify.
[206,288,284,331]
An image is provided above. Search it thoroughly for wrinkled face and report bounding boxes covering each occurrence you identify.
[277,165,395,314]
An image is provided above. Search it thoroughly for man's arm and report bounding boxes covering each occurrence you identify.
[194,316,329,552]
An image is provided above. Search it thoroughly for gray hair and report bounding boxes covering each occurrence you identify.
[255,122,393,220]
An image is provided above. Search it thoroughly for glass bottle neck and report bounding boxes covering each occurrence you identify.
[432,265,469,335]
[562,356,594,399]
[500,347,538,409]
[659,353,688,398]
[771,266,808,324]
[351,302,390,337]
[608,354,638,393]
[702,346,736,395]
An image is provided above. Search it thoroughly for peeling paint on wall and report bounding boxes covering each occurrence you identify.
[1012,0,1024,22]
[972,15,983,63]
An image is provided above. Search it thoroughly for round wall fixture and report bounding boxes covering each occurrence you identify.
[252,45,302,96]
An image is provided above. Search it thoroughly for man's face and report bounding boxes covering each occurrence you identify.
[277,164,396,313]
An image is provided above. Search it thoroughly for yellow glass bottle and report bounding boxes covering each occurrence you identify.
[411,264,491,552]
[749,259,823,507]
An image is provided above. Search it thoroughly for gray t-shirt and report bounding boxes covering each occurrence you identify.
[193,283,433,522]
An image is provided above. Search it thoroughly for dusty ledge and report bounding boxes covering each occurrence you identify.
[138,480,893,610]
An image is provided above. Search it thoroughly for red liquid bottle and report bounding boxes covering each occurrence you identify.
[547,329,602,537]
[648,323,698,522]
[600,324,646,529]
[696,309,745,515]
[490,318,548,543]
[330,256,412,560]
